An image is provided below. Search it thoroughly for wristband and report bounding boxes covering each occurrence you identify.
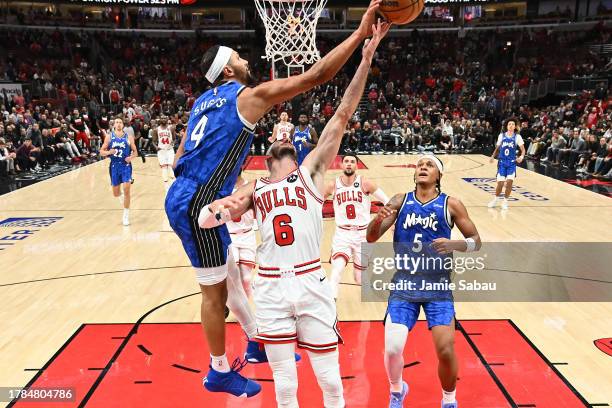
[465,237,476,252]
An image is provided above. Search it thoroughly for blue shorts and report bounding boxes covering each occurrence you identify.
[497,160,516,181]
[165,177,231,268]
[385,300,455,331]
[109,163,132,186]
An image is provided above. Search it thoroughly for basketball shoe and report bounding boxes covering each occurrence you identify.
[203,357,261,398]
[442,402,458,408]
[245,340,301,363]
[389,381,409,408]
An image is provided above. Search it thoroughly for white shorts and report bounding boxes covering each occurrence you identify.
[331,227,371,271]
[157,148,175,166]
[253,268,342,352]
[229,231,257,269]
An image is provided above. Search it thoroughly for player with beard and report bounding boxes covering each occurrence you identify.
[198,21,390,407]
[324,153,389,299]
[164,1,383,399]
[292,112,318,165]
[366,155,481,408]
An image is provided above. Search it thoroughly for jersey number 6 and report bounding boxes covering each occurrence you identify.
[273,214,294,246]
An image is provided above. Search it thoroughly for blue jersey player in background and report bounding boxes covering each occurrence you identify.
[164,0,382,398]
[488,118,525,210]
[292,112,318,165]
[367,155,481,408]
[100,117,137,226]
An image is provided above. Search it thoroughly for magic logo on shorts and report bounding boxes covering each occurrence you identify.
[0,217,63,251]
[462,178,549,201]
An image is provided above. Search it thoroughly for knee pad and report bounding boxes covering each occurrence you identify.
[194,265,227,286]
[384,316,408,357]
[269,359,298,408]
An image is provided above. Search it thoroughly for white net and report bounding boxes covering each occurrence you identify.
[254,0,327,73]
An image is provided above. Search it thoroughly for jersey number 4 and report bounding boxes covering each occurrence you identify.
[190,115,209,147]
[273,214,294,246]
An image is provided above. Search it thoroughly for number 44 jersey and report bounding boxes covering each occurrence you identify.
[253,166,323,270]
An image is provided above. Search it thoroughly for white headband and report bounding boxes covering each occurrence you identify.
[205,46,233,83]
[417,154,444,174]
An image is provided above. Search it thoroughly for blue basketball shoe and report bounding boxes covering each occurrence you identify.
[389,381,409,408]
[203,358,261,398]
[442,401,458,408]
[245,340,301,363]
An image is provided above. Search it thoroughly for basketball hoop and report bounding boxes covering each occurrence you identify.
[254,0,327,78]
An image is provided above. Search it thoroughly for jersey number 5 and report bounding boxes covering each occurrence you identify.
[273,214,294,246]
[190,115,209,147]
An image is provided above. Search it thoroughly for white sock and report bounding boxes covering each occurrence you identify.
[210,354,230,373]
[442,388,456,403]
[118,195,124,207]
[162,167,168,182]
[123,208,129,218]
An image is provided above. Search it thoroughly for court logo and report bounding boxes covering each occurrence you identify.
[462,178,549,201]
[0,217,63,228]
[0,217,63,251]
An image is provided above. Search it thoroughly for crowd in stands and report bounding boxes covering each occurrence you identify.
[1,25,611,180]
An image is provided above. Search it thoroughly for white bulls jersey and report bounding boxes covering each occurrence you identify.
[157,126,173,150]
[333,175,371,228]
[275,122,294,142]
[254,166,323,270]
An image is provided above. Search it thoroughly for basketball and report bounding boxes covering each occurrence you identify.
[380,0,425,25]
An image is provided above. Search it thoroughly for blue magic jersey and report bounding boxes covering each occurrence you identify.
[293,125,312,165]
[109,131,131,164]
[391,192,454,302]
[498,132,518,162]
[175,81,255,197]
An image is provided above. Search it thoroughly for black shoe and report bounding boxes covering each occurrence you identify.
[131,178,135,184]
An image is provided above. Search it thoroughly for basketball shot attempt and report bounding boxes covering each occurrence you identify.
[324,153,389,299]
[199,21,390,407]
[100,117,137,226]
[165,0,383,399]
[367,155,481,408]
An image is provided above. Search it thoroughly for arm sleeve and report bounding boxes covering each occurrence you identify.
[371,188,390,205]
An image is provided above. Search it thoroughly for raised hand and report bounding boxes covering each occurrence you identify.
[362,19,392,64]
[357,0,382,39]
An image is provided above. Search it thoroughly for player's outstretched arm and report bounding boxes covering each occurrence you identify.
[198,181,256,229]
[303,21,391,183]
[367,193,404,242]
[431,197,481,255]
[238,0,382,123]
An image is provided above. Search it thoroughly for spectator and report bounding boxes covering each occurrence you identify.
[0,137,17,175]
[15,137,41,172]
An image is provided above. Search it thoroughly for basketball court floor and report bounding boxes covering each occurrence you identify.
[1,154,611,407]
